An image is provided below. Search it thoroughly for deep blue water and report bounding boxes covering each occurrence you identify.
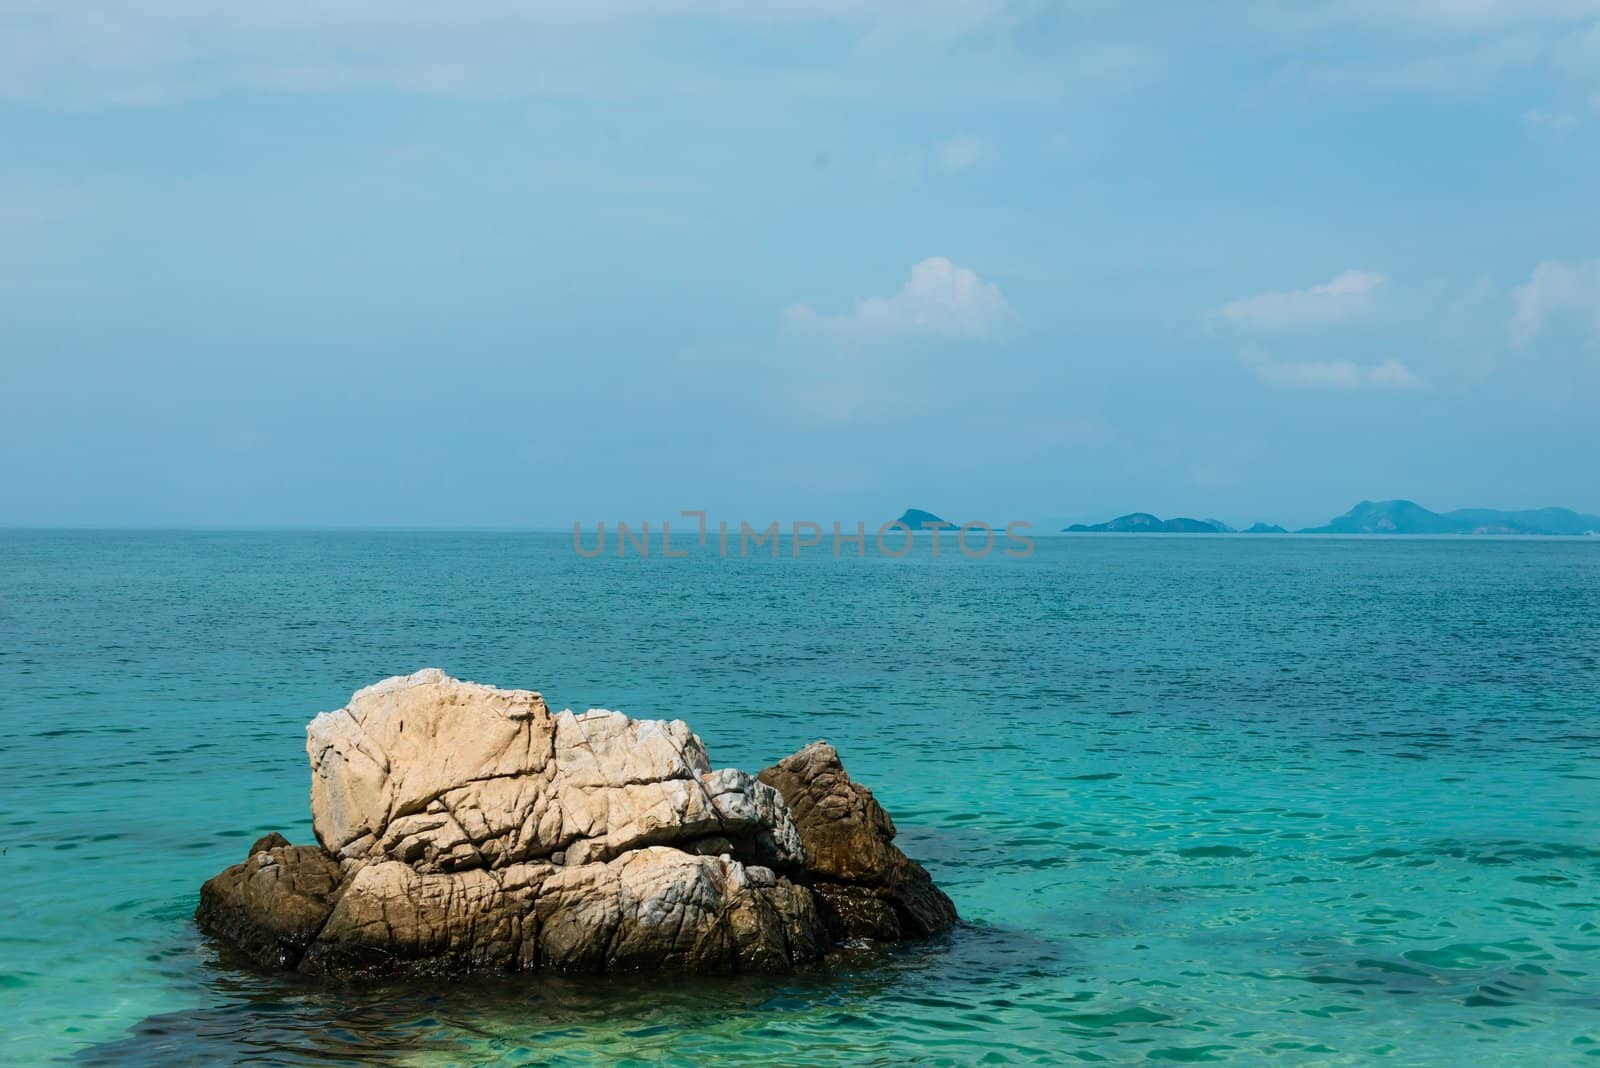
[2,531,1598,1065]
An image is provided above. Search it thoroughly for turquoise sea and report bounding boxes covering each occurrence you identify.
[2,531,1598,1065]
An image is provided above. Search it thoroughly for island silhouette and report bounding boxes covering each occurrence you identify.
[893,501,1600,536]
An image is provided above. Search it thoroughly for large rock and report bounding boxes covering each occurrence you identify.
[307,669,801,872]
[197,671,954,978]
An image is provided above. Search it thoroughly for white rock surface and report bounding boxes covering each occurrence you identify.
[306,669,802,872]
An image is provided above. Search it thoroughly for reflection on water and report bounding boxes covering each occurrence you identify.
[78,923,1072,1066]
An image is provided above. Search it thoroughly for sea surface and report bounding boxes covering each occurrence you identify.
[2,531,1598,1065]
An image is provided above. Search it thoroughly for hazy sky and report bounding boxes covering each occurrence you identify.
[4,2,1600,529]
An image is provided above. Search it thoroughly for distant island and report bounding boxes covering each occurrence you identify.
[1300,500,1600,535]
[1047,500,1600,535]
[892,508,958,531]
[894,501,1600,536]
[1064,513,1232,534]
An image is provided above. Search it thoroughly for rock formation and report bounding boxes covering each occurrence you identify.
[196,669,956,977]
[759,741,958,943]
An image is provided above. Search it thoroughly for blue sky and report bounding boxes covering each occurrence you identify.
[3,1,1599,529]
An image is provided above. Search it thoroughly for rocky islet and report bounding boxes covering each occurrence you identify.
[196,669,957,977]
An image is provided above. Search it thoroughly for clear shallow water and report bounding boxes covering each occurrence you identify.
[2,531,1598,1066]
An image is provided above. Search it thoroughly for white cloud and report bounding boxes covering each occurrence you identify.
[1256,3,1600,98]
[1554,20,1600,90]
[1511,257,1600,346]
[1522,108,1581,131]
[1280,0,1600,32]
[775,257,1014,425]
[1289,37,1543,94]
[1243,348,1425,390]
[1367,358,1427,389]
[784,257,1013,339]
[3,2,1588,110]
[1258,1,1600,34]
[873,136,993,182]
[0,2,1150,108]
[1214,270,1388,331]
[937,135,992,172]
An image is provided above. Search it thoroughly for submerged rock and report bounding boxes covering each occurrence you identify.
[197,669,956,977]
